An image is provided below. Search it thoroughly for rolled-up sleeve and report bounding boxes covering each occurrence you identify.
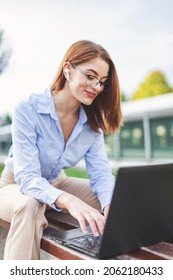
[12,102,63,210]
[84,131,115,210]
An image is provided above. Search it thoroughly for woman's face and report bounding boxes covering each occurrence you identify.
[66,57,109,106]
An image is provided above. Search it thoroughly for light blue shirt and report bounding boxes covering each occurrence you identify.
[5,88,115,211]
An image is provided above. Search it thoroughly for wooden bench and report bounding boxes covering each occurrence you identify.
[1,210,173,260]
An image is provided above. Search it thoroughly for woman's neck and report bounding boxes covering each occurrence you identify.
[52,88,80,119]
[52,88,81,145]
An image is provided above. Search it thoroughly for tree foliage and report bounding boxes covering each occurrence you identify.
[0,113,12,126]
[132,71,173,100]
[0,29,11,75]
[121,91,126,102]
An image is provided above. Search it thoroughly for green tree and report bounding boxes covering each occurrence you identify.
[0,113,12,126]
[0,29,11,74]
[121,91,126,102]
[132,71,173,100]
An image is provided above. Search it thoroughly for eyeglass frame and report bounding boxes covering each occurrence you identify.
[71,63,110,91]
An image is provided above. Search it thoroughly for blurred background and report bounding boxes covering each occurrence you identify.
[0,0,173,172]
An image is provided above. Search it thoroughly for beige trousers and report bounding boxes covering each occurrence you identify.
[0,168,101,260]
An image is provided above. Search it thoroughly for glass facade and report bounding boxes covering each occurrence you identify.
[119,121,145,158]
[150,116,173,158]
[117,116,173,161]
[0,134,12,155]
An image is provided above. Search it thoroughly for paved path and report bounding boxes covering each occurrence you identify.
[0,227,6,259]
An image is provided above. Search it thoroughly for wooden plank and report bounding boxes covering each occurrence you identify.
[141,242,173,260]
[0,219,10,231]
[116,249,167,260]
[45,211,79,228]
[41,235,87,260]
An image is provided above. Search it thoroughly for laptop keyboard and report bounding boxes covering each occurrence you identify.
[69,233,102,249]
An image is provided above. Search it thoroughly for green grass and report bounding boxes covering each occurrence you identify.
[65,168,88,178]
[0,163,87,178]
[0,163,4,175]
[0,164,116,178]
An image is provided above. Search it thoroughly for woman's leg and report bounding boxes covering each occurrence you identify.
[0,169,47,260]
[52,174,102,212]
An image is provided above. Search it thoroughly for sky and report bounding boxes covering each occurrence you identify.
[0,0,173,115]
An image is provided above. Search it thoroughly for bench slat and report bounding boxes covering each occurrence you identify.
[0,219,10,231]
[45,210,79,228]
[41,235,85,260]
[142,242,173,259]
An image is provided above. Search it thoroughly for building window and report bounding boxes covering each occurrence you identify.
[150,116,173,158]
[0,132,12,155]
[120,121,145,158]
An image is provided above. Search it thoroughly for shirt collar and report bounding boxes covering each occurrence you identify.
[36,88,53,113]
[79,105,87,124]
[36,88,57,120]
[36,87,88,123]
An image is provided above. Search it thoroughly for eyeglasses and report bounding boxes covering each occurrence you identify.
[72,64,110,91]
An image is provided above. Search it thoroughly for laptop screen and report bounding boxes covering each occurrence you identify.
[99,163,173,259]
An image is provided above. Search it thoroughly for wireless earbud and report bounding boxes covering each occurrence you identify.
[65,69,70,81]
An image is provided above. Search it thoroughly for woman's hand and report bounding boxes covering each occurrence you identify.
[55,192,106,236]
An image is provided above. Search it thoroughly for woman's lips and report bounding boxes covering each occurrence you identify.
[85,90,96,99]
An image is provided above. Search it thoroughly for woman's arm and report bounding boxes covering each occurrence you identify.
[12,101,64,210]
[85,130,115,210]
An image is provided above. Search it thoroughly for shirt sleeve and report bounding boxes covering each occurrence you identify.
[84,130,115,210]
[12,101,63,211]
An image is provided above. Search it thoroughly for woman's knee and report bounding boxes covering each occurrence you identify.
[15,196,42,216]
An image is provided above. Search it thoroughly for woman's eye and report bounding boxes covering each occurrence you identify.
[86,75,95,81]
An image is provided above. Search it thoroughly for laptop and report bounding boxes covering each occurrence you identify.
[45,163,173,259]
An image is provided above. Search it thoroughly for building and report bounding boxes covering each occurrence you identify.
[105,92,173,166]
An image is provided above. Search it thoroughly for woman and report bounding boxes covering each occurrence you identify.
[0,40,123,259]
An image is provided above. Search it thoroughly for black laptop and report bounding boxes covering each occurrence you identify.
[46,163,173,259]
